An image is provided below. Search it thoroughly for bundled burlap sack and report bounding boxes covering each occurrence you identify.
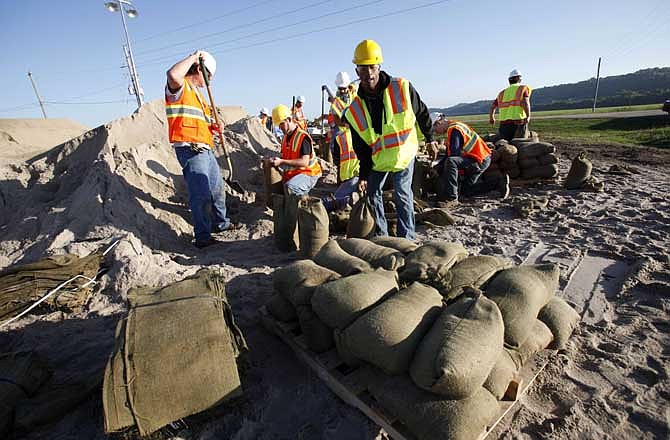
[515,320,554,365]
[273,193,300,252]
[400,241,468,285]
[437,255,513,301]
[347,195,375,238]
[538,153,559,165]
[483,348,521,400]
[409,289,504,399]
[297,196,329,259]
[313,240,372,276]
[334,282,443,374]
[485,264,559,348]
[516,142,556,159]
[564,151,593,190]
[265,293,297,322]
[263,160,283,209]
[370,236,419,254]
[296,304,334,353]
[103,269,246,436]
[416,208,455,227]
[338,238,405,271]
[538,297,580,349]
[368,369,500,440]
[311,269,398,329]
[329,207,351,234]
[520,163,559,179]
[273,260,340,302]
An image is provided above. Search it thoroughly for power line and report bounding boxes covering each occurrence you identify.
[43,99,130,105]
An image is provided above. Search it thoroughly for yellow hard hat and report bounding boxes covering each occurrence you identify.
[352,39,383,65]
[272,104,291,125]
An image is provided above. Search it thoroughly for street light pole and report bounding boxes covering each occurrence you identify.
[107,0,143,108]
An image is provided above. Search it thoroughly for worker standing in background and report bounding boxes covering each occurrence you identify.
[489,69,532,141]
[258,107,272,131]
[322,127,360,211]
[342,39,438,240]
[322,71,356,172]
[268,104,322,196]
[165,50,234,249]
[292,96,307,130]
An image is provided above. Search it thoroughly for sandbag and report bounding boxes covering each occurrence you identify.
[313,240,372,276]
[263,160,283,209]
[520,163,559,179]
[517,142,556,159]
[335,282,443,374]
[515,319,554,365]
[329,207,351,234]
[409,289,504,399]
[346,195,375,238]
[296,305,334,353]
[400,241,468,285]
[368,370,500,440]
[311,269,398,329]
[518,157,540,169]
[437,255,513,301]
[273,193,300,252]
[272,260,340,303]
[538,297,580,349]
[265,293,297,322]
[338,238,405,271]
[297,196,329,259]
[103,270,246,436]
[370,236,419,254]
[483,348,521,400]
[485,264,559,348]
[564,151,593,190]
[538,153,559,165]
[416,208,455,227]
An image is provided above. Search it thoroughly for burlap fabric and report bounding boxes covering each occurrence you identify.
[103,269,247,436]
[409,289,504,399]
[538,297,580,349]
[565,151,593,190]
[338,238,405,271]
[437,255,513,301]
[516,142,556,159]
[485,264,559,348]
[346,195,375,238]
[483,348,521,400]
[311,269,398,330]
[334,282,443,374]
[520,163,559,179]
[296,304,334,353]
[265,293,297,322]
[263,160,283,209]
[416,208,455,227]
[370,236,419,254]
[313,240,372,276]
[515,319,554,365]
[273,193,300,252]
[297,196,329,259]
[400,241,468,285]
[272,260,340,304]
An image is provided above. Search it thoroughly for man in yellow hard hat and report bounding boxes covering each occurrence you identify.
[342,39,438,239]
[489,69,532,141]
[268,104,322,196]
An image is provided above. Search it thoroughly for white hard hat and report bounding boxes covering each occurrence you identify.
[260,107,269,115]
[297,95,305,103]
[508,68,522,78]
[200,50,217,77]
[429,112,445,123]
[335,71,351,88]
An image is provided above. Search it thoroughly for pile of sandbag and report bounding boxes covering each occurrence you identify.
[103,269,247,436]
[265,238,581,440]
[484,139,520,179]
[511,138,560,180]
[273,193,329,258]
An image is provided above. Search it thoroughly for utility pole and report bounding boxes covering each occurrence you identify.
[27,72,48,119]
[117,1,143,108]
[592,57,601,113]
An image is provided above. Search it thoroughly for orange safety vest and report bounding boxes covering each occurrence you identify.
[292,106,307,130]
[281,127,321,183]
[165,79,213,146]
[445,120,491,164]
[497,84,531,122]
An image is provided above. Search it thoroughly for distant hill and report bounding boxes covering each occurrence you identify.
[432,67,670,115]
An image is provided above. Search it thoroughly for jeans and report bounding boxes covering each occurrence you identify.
[175,147,230,242]
[441,155,495,200]
[285,173,320,197]
[322,176,359,211]
[499,122,528,141]
[367,158,415,240]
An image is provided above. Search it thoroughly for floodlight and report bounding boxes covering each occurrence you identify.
[104,2,119,12]
[126,8,138,18]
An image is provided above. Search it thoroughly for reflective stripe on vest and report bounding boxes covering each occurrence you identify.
[344,77,418,173]
[292,107,307,130]
[165,80,213,146]
[498,84,530,122]
[335,127,359,182]
[330,97,347,119]
[281,128,322,182]
[445,121,491,164]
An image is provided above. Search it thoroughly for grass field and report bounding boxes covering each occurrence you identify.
[453,104,662,123]
[465,114,670,149]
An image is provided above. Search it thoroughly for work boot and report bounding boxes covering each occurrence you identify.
[194,237,222,249]
[499,174,511,200]
[435,199,459,209]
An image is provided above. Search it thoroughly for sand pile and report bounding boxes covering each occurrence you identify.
[0,118,88,162]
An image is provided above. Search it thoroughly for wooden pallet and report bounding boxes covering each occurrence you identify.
[260,306,552,440]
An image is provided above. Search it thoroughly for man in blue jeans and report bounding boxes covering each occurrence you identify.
[430,117,510,207]
[165,49,235,249]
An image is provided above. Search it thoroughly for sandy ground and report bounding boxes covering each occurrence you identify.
[0,102,668,439]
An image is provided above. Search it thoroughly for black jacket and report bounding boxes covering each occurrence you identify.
[346,71,433,180]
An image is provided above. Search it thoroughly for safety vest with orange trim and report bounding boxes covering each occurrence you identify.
[445,121,491,164]
[165,79,213,146]
[260,115,269,127]
[344,77,419,173]
[335,127,359,182]
[497,84,532,122]
[281,127,322,183]
[292,106,307,130]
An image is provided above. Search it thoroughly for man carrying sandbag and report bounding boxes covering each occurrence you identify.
[429,117,510,208]
[268,104,322,196]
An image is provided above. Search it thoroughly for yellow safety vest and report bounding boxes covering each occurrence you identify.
[497,84,532,122]
[344,77,418,172]
[335,127,359,181]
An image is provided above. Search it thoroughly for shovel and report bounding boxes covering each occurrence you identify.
[199,56,245,194]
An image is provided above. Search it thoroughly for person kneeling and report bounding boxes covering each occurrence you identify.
[431,118,510,208]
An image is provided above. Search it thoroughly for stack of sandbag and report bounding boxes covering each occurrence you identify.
[511,139,560,180]
[103,269,247,437]
[486,139,520,179]
[273,194,329,257]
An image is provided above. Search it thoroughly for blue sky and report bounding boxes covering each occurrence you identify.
[2,0,668,128]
